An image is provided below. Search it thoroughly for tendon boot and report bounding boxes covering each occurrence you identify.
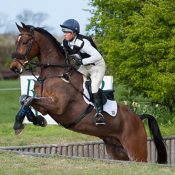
[26,108,37,124]
[93,91,105,125]
[26,108,47,127]
[13,105,29,136]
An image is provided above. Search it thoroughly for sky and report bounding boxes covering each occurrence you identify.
[0,0,93,36]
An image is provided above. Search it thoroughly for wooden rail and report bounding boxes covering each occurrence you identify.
[0,137,175,165]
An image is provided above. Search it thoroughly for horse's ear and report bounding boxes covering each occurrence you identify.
[21,22,26,28]
[16,23,23,32]
[21,22,30,32]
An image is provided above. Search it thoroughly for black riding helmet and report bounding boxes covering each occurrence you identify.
[60,19,80,33]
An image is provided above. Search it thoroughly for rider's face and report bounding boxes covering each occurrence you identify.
[63,32,76,41]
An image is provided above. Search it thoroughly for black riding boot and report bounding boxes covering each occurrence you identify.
[93,91,105,125]
[13,105,29,130]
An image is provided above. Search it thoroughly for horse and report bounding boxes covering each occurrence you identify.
[10,22,167,164]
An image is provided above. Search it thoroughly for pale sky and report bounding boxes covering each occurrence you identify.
[0,0,93,36]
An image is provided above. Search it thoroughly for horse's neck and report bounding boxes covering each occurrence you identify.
[38,36,65,65]
[36,36,65,77]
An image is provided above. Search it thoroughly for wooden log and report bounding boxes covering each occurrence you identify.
[171,139,175,165]
[147,140,151,163]
[40,148,45,154]
[166,140,171,165]
[68,146,73,157]
[51,147,56,155]
[89,144,94,158]
[94,144,99,159]
[78,145,83,157]
[46,147,51,154]
[73,145,78,157]
[99,144,105,159]
[57,146,62,155]
[35,148,39,153]
[150,141,156,163]
[84,145,89,157]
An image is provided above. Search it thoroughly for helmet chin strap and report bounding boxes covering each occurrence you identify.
[70,32,76,41]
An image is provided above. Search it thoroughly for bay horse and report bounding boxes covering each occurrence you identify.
[10,23,167,164]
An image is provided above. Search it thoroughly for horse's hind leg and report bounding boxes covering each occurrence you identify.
[102,137,129,161]
[121,124,148,162]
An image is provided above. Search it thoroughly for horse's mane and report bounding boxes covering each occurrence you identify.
[26,25,65,55]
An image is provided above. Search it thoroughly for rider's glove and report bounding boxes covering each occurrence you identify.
[75,59,82,66]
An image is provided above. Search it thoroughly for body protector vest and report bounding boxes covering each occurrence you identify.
[63,34,99,59]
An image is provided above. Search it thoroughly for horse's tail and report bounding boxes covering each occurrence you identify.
[139,114,167,164]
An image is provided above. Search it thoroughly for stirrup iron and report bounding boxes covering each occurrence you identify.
[94,113,105,125]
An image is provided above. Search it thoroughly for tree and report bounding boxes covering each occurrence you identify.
[87,0,175,111]
[16,10,33,24]
[16,10,48,27]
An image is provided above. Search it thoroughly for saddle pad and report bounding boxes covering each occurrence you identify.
[83,83,117,117]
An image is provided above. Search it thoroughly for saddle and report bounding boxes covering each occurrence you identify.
[85,78,115,105]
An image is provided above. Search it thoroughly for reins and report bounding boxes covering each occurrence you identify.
[26,61,90,101]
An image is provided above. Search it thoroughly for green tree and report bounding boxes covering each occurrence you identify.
[87,0,175,112]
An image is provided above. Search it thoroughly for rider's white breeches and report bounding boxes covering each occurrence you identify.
[78,59,106,93]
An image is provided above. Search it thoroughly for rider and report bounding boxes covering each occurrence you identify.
[60,19,106,125]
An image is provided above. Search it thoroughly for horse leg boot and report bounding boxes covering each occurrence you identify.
[26,108,47,127]
[13,105,29,136]
[93,91,105,125]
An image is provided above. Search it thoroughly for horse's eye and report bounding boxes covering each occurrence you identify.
[23,41,28,45]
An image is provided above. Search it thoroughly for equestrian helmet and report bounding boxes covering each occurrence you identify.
[60,19,80,33]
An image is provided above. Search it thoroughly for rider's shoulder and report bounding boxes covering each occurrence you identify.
[75,38,84,48]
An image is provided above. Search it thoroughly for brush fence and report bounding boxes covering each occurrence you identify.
[0,137,175,165]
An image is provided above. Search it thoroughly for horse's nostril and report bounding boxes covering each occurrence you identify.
[10,66,20,73]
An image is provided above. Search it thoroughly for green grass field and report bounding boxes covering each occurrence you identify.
[0,151,174,175]
[0,79,175,174]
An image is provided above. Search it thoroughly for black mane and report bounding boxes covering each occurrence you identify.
[27,25,65,55]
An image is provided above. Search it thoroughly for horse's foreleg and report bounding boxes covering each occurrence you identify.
[13,104,29,136]
[13,95,47,136]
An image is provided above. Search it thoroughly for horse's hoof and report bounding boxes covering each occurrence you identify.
[15,125,25,137]
[36,115,47,127]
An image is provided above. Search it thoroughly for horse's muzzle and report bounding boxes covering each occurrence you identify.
[10,58,20,73]
[10,65,20,74]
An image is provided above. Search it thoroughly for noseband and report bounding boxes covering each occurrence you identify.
[12,27,40,67]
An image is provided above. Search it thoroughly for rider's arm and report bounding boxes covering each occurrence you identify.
[80,39,102,65]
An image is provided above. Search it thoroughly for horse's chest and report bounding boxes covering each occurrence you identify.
[34,81,45,97]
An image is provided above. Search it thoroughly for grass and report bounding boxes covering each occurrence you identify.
[0,152,175,175]
[0,124,100,147]
[0,79,21,123]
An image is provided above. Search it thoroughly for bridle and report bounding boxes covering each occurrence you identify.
[20,27,40,64]
[12,26,40,68]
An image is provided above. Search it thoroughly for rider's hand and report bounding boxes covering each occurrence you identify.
[75,59,82,66]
